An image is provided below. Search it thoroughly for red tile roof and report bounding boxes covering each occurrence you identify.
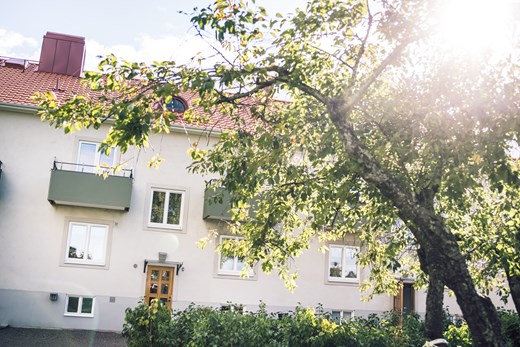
[0,58,258,132]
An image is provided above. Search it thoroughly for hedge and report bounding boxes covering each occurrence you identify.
[122,300,520,347]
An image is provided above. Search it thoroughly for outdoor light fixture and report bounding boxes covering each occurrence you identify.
[158,252,167,263]
[50,293,58,301]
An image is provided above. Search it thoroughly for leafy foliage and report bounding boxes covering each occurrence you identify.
[36,0,520,343]
[122,301,520,347]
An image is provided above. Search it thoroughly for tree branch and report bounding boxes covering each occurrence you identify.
[342,37,412,116]
[349,0,373,87]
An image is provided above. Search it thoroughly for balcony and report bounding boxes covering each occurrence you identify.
[203,186,232,220]
[48,161,133,211]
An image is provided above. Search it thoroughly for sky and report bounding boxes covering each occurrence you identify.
[0,0,301,71]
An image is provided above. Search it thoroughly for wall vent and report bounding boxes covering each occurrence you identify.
[38,32,85,77]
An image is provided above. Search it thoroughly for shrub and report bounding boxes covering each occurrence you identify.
[122,302,519,347]
[498,309,520,347]
[122,299,174,347]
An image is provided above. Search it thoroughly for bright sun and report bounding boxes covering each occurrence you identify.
[437,0,517,54]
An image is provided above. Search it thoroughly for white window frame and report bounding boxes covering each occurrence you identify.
[76,140,117,173]
[217,235,254,277]
[330,310,353,322]
[147,188,186,230]
[327,245,360,283]
[64,295,95,317]
[64,221,109,266]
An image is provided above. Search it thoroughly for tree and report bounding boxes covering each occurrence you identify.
[449,168,520,314]
[35,0,520,345]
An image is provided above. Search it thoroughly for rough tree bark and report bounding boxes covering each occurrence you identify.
[329,102,506,346]
[425,275,447,346]
[418,247,447,346]
[506,273,520,314]
[507,228,520,313]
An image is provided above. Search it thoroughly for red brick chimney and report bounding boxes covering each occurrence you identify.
[38,32,85,77]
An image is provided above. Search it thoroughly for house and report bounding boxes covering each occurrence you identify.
[0,32,511,332]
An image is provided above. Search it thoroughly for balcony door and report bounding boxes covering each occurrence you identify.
[145,266,174,305]
[394,282,415,315]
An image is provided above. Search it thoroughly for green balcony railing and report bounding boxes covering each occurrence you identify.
[48,161,132,211]
[203,186,232,220]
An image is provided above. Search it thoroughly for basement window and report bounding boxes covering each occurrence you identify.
[330,310,352,323]
[65,295,95,317]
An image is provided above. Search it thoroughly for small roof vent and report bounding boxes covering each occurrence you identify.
[4,58,29,70]
[38,32,85,77]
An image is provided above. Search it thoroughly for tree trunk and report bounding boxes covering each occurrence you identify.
[418,247,447,346]
[425,275,446,346]
[329,106,506,346]
[506,228,520,313]
[506,273,520,313]
[409,207,504,347]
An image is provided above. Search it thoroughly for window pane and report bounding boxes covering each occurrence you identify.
[68,224,87,259]
[236,257,245,272]
[81,298,93,314]
[161,284,169,295]
[88,226,107,263]
[78,142,97,173]
[161,270,170,281]
[403,283,414,315]
[343,247,357,278]
[329,247,342,278]
[330,311,341,322]
[67,297,79,313]
[99,148,115,167]
[151,191,165,223]
[166,98,186,112]
[220,256,235,271]
[151,270,159,281]
[166,193,182,225]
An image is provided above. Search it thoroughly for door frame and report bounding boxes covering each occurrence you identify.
[144,265,175,305]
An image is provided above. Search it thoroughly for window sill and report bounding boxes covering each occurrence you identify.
[60,262,109,270]
[326,278,360,286]
[146,224,186,233]
[215,272,257,281]
[64,313,94,318]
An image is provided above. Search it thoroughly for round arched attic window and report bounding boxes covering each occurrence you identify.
[166,97,187,113]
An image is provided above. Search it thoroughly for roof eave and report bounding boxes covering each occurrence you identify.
[0,101,223,138]
[0,102,39,114]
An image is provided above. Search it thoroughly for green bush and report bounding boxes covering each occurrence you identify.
[498,309,520,347]
[122,301,519,347]
[122,299,174,347]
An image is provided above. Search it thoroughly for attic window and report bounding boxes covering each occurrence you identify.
[166,97,187,113]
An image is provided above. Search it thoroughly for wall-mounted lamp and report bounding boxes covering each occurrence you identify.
[50,293,58,301]
[158,252,167,263]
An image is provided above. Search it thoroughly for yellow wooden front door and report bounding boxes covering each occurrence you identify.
[145,266,174,305]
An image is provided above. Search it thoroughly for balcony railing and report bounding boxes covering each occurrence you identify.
[48,160,133,211]
[52,161,133,177]
[203,186,232,220]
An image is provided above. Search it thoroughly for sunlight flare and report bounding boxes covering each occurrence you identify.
[437,0,518,55]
